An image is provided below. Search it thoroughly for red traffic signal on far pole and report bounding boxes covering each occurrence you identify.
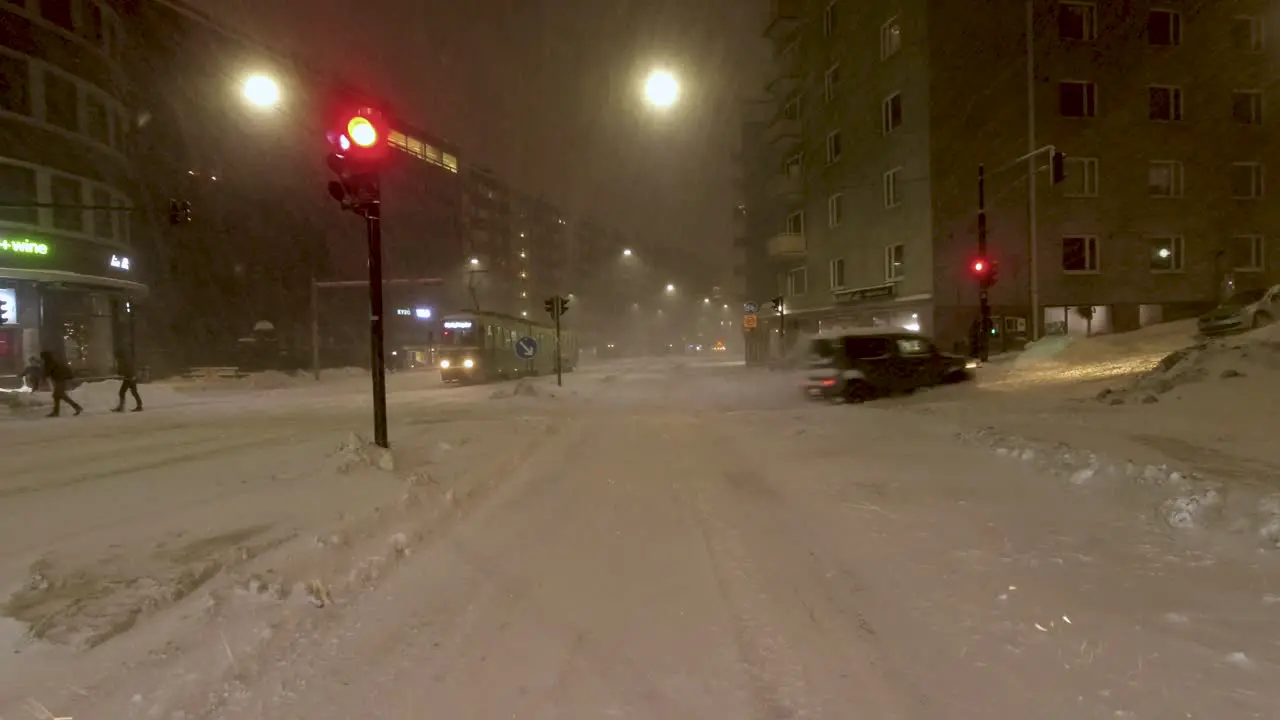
[972,259,987,274]
[327,106,388,160]
[971,257,1000,288]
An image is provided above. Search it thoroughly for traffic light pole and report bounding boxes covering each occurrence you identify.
[554,302,563,388]
[977,165,991,363]
[365,200,390,448]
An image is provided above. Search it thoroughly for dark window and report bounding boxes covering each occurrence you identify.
[1059,81,1097,117]
[1148,86,1183,121]
[79,1,105,44]
[1062,236,1099,271]
[0,55,30,114]
[44,71,79,131]
[1230,17,1264,52]
[40,0,74,31]
[1232,91,1263,124]
[84,93,110,144]
[845,337,893,359]
[1058,3,1096,41]
[92,186,115,239]
[0,163,38,225]
[1148,10,1182,45]
[50,175,85,231]
[882,93,902,133]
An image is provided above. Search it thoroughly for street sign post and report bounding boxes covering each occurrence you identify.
[743,313,758,329]
[515,336,538,360]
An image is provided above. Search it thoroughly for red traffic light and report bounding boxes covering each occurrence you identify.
[972,259,987,274]
[347,116,378,148]
[328,106,387,158]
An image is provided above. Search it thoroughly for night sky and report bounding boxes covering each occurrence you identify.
[191,0,769,269]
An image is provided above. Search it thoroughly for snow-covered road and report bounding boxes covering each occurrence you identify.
[3,359,1279,719]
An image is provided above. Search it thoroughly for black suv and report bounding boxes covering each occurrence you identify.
[803,331,972,403]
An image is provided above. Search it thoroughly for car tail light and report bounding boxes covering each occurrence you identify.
[820,379,836,387]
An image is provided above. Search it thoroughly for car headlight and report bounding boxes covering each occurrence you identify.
[440,359,450,369]
[965,360,979,369]
[463,358,475,368]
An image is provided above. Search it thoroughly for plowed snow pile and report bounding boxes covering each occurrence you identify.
[1096,323,1280,404]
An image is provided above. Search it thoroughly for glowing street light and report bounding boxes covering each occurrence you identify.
[703,298,711,304]
[469,257,480,266]
[644,69,679,108]
[242,74,281,108]
[622,248,633,256]
[665,283,676,293]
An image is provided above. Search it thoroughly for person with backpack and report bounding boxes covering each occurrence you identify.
[40,351,82,417]
[112,348,142,413]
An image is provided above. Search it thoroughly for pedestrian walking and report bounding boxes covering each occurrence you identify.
[40,351,82,417]
[21,355,42,391]
[112,349,142,413]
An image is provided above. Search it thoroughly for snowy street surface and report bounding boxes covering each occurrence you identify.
[3,347,1280,719]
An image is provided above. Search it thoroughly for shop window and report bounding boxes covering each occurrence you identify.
[0,163,38,225]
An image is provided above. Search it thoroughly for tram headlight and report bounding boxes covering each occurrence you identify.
[439,359,451,369]
[462,358,475,369]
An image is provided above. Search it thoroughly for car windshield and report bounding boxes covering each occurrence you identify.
[1222,289,1267,307]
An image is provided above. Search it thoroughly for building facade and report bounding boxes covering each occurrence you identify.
[0,0,143,384]
[752,0,1280,353]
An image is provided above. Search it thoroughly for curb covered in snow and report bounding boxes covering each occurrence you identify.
[955,426,1280,548]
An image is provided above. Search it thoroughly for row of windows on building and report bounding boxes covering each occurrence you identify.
[386,130,459,173]
[0,50,128,153]
[781,233,1267,299]
[0,159,130,242]
[1058,3,1265,52]
[2,0,125,61]
[1060,81,1268,123]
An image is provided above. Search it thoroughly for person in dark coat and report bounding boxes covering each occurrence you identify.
[113,349,142,412]
[40,351,82,417]
[21,355,42,391]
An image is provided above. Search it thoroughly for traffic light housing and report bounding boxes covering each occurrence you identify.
[544,295,570,318]
[972,258,1000,289]
[770,295,784,313]
[325,106,388,216]
[0,296,9,325]
[168,199,192,225]
[1050,150,1067,184]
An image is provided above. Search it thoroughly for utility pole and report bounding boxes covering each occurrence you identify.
[977,165,992,362]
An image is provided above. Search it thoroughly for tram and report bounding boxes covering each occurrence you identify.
[436,310,579,383]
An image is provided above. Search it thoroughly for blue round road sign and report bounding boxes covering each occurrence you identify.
[515,336,538,359]
[743,301,759,314]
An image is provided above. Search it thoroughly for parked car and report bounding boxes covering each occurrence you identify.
[803,330,972,403]
[1197,284,1279,336]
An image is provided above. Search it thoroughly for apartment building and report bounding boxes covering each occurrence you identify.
[754,0,1279,351]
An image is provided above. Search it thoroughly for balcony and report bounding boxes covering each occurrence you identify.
[765,170,802,200]
[766,115,800,144]
[766,232,806,258]
[764,0,800,38]
[765,66,800,97]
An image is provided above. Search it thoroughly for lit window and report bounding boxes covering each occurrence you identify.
[1148,236,1184,272]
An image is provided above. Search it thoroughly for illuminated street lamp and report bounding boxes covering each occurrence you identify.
[644,69,679,108]
[622,248,633,257]
[665,283,676,293]
[242,74,281,108]
[469,257,480,266]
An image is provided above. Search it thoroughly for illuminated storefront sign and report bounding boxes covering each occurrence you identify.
[110,254,131,270]
[0,239,50,256]
[395,308,411,316]
[0,288,16,326]
[443,320,472,329]
[414,307,432,320]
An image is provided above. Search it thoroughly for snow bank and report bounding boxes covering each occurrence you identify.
[954,426,1280,543]
[1095,322,1280,405]
[332,431,396,472]
[1015,320,1197,368]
